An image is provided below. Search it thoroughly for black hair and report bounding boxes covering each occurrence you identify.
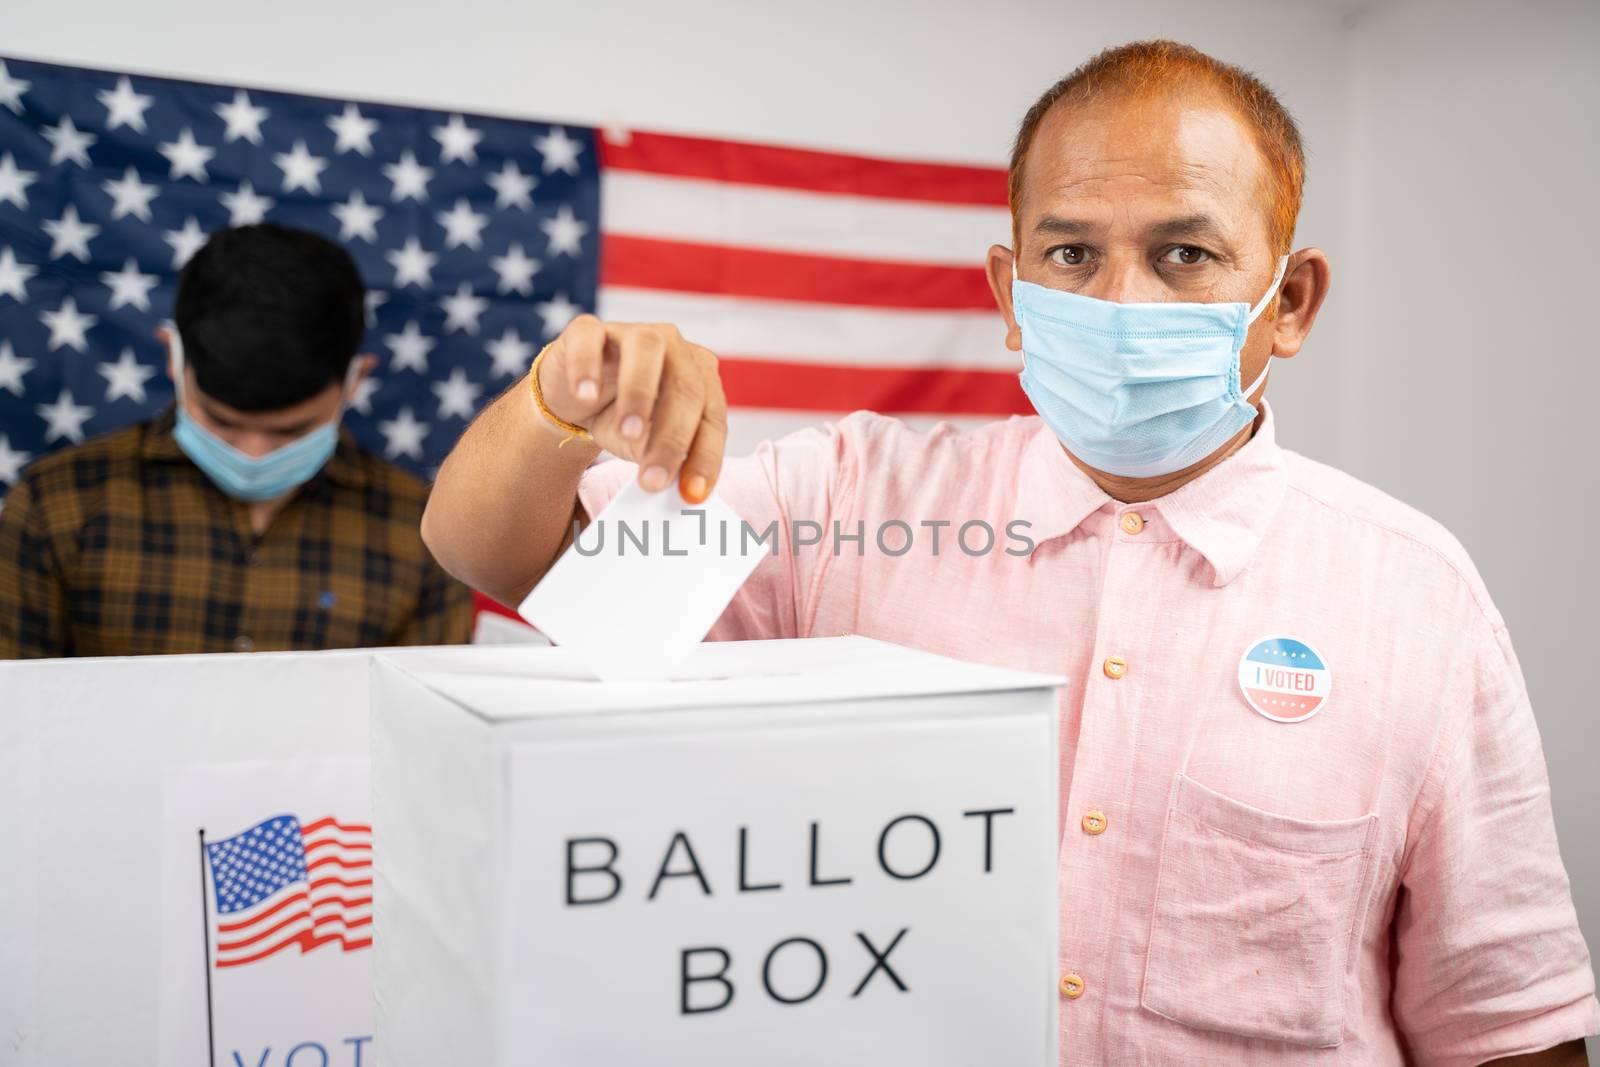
[173,223,366,412]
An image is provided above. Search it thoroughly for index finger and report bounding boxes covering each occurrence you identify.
[554,314,606,406]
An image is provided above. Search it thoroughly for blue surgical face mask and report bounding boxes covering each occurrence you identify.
[1011,255,1287,478]
[169,332,358,502]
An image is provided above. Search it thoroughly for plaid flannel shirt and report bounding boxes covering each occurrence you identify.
[0,408,473,658]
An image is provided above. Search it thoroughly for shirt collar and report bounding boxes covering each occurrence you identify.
[1019,402,1289,587]
[1016,417,1114,548]
[141,405,371,489]
[1154,403,1289,586]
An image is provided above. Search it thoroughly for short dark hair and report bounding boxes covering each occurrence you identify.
[174,223,366,412]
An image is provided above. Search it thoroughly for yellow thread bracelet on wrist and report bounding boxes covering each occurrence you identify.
[528,342,595,448]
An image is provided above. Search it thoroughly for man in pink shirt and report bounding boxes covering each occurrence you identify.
[422,39,1598,1066]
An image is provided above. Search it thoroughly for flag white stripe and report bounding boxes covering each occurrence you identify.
[602,171,1011,266]
[597,286,1012,370]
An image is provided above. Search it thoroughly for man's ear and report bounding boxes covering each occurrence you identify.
[986,244,1022,353]
[1270,248,1332,359]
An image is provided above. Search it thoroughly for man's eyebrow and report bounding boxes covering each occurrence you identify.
[1031,216,1098,238]
[1030,214,1237,247]
[1148,213,1234,246]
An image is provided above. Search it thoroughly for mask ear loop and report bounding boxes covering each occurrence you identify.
[1009,250,1029,374]
[1246,254,1290,326]
[334,357,364,420]
[1238,255,1289,400]
[169,328,189,404]
[1240,354,1273,399]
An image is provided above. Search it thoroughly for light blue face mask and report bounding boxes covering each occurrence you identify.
[1012,255,1287,478]
[169,331,358,502]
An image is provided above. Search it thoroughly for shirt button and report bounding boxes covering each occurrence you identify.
[1120,511,1145,535]
[1060,973,1085,999]
[1102,655,1128,680]
[1081,810,1107,835]
[233,635,255,653]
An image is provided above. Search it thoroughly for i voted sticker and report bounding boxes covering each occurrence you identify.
[1237,635,1331,723]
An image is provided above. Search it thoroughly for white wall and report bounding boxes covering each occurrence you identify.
[1341,2,1600,1043]
[4,0,1597,1046]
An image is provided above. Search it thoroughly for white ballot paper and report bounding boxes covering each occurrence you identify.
[518,479,762,680]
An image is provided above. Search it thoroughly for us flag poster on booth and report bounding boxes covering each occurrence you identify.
[205,813,373,969]
[159,757,374,1067]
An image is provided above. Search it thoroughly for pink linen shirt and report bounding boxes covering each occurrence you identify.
[577,404,1599,1065]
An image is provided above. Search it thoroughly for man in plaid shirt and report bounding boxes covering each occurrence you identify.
[0,223,472,658]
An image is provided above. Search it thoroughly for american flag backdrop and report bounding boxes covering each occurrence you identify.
[0,54,1024,504]
[203,814,373,969]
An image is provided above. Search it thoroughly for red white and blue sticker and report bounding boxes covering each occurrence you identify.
[1237,635,1332,723]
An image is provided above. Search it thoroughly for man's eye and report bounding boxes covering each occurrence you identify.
[1162,246,1210,265]
[1048,245,1089,266]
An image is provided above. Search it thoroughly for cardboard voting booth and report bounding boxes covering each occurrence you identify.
[0,648,385,1067]
[0,643,531,1067]
[373,636,1063,1066]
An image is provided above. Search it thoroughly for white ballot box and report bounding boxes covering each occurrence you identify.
[372,636,1063,1066]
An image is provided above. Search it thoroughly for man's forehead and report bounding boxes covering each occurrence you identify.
[1020,93,1267,230]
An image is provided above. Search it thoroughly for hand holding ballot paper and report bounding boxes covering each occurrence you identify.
[423,317,733,614]
[531,317,731,504]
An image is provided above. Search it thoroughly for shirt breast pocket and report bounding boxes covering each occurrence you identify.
[1140,773,1379,1049]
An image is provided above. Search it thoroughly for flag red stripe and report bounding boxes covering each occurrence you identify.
[217,904,312,951]
[215,888,373,937]
[304,932,373,954]
[718,357,1029,416]
[216,904,373,954]
[599,130,1008,207]
[216,929,305,968]
[301,816,371,835]
[216,927,373,969]
[304,836,372,854]
[310,874,373,892]
[601,235,995,310]
[307,854,373,873]
[216,889,308,933]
